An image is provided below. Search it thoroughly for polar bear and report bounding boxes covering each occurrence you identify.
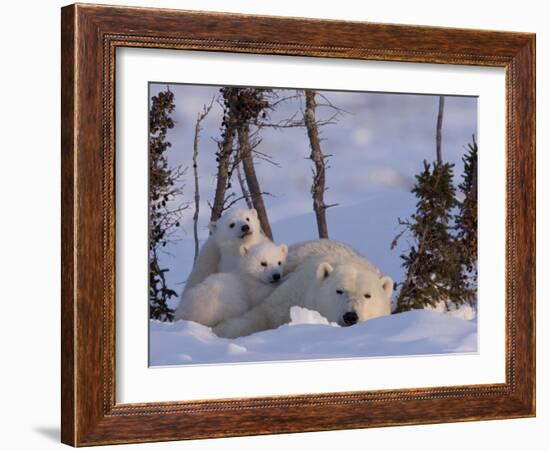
[213,240,393,338]
[284,239,374,273]
[174,242,288,327]
[182,208,270,296]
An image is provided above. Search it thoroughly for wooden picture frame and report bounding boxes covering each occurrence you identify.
[61,3,535,446]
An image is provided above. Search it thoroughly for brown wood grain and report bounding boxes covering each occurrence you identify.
[61,3,536,446]
[60,5,75,445]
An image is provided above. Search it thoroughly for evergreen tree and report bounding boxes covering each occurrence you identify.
[149,88,187,321]
[455,135,478,300]
[393,161,474,312]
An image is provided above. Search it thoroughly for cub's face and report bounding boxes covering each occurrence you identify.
[313,262,393,326]
[209,208,262,246]
[239,243,288,284]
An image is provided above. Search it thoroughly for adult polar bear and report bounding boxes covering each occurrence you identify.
[213,239,394,338]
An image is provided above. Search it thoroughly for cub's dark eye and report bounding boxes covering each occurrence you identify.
[364,293,372,299]
[336,289,344,295]
[229,223,235,228]
[278,261,282,266]
[246,217,250,222]
[261,262,267,267]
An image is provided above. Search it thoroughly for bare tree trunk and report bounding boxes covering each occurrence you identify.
[304,89,333,239]
[210,123,236,222]
[192,102,213,262]
[470,134,478,199]
[436,95,445,164]
[435,95,449,231]
[192,123,201,262]
[238,123,273,240]
[236,161,253,209]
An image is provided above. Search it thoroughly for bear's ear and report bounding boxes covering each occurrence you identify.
[316,262,334,281]
[380,276,394,298]
[280,244,288,256]
[208,221,217,233]
[249,208,258,218]
[239,245,249,256]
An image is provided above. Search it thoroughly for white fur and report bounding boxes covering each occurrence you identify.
[213,240,393,338]
[175,242,288,326]
[181,208,270,296]
[285,239,377,274]
[238,242,289,307]
[174,273,248,327]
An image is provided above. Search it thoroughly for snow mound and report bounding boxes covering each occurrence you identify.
[150,309,477,366]
[288,306,338,326]
[425,301,477,321]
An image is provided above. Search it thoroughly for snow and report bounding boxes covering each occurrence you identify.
[149,308,477,366]
[425,301,477,321]
[288,305,338,326]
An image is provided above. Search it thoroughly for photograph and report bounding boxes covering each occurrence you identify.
[148,83,479,366]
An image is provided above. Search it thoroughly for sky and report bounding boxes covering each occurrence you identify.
[149,83,477,305]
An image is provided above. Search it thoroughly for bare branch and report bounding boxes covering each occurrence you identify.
[236,163,253,209]
[269,93,304,109]
[192,97,214,262]
[223,191,272,212]
[315,92,352,115]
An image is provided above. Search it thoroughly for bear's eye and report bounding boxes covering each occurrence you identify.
[278,261,282,266]
[336,289,344,295]
[246,217,250,222]
[229,223,235,228]
[364,293,372,299]
[261,262,268,267]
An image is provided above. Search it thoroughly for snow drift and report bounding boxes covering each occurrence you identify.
[149,307,477,366]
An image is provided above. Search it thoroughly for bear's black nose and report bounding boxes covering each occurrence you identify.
[272,273,281,281]
[241,224,250,232]
[343,311,358,325]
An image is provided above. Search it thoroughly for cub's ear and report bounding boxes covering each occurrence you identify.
[316,262,334,281]
[280,244,288,256]
[380,276,394,297]
[249,208,258,218]
[239,245,249,256]
[208,221,217,234]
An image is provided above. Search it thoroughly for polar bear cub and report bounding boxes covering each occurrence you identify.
[175,242,288,327]
[182,208,270,296]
